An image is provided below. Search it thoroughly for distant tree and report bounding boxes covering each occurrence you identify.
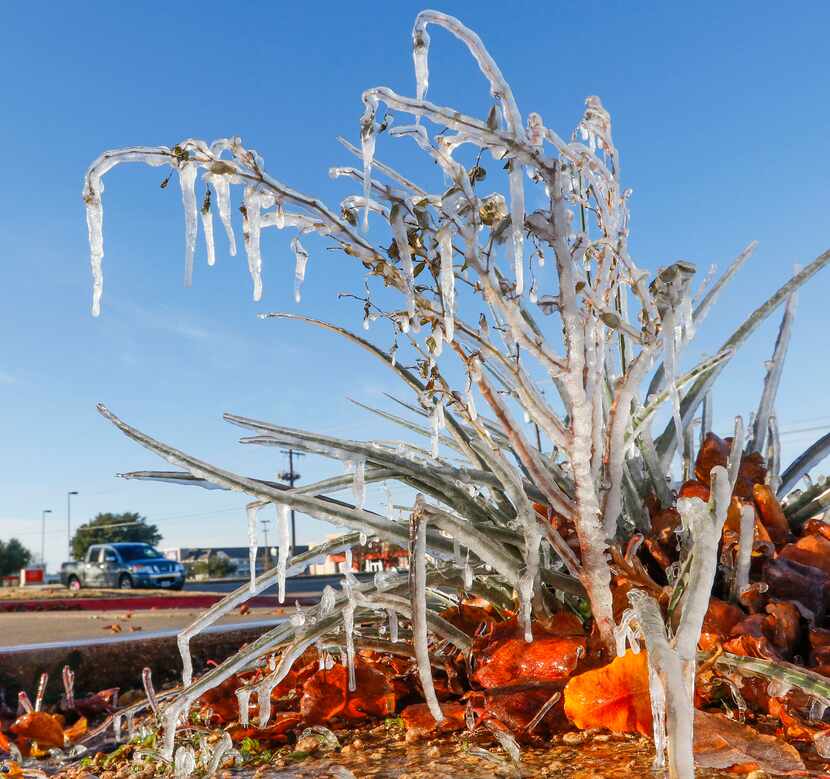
[0,538,32,576]
[189,553,235,580]
[71,512,161,560]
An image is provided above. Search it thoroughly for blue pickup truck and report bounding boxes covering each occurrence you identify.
[61,543,186,591]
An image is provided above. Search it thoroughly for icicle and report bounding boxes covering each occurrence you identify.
[733,504,755,600]
[387,608,399,643]
[178,163,198,286]
[453,537,461,565]
[412,25,430,102]
[410,505,444,723]
[206,732,232,777]
[359,96,378,231]
[701,390,713,447]
[235,688,252,727]
[809,698,829,723]
[17,691,33,714]
[177,632,194,688]
[291,237,309,303]
[345,547,353,572]
[465,371,478,421]
[359,531,367,545]
[34,673,48,712]
[276,502,290,603]
[463,548,473,589]
[520,523,541,643]
[320,585,336,616]
[125,710,135,739]
[256,685,272,727]
[525,690,561,734]
[438,225,455,342]
[390,205,415,322]
[342,581,357,692]
[518,571,534,643]
[290,602,306,629]
[490,727,522,772]
[243,187,263,301]
[508,162,525,294]
[350,458,366,510]
[613,607,641,657]
[465,701,476,731]
[162,700,187,760]
[527,112,544,146]
[767,414,781,492]
[84,176,105,316]
[199,187,216,267]
[210,175,236,256]
[662,307,684,446]
[62,666,75,710]
[431,400,444,458]
[142,667,159,716]
[113,712,123,743]
[390,341,398,367]
[246,503,259,594]
[174,745,196,779]
[727,416,745,490]
[647,659,668,770]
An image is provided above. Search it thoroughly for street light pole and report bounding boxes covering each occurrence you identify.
[67,491,78,560]
[41,509,53,571]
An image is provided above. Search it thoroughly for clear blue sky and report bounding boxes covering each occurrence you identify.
[1,1,829,571]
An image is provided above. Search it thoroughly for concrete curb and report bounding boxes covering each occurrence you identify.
[0,594,282,613]
[0,619,285,699]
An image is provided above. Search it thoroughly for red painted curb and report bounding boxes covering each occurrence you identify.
[0,594,283,613]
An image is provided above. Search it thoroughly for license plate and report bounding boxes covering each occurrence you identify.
[160,580,172,587]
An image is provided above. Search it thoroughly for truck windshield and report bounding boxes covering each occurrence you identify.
[117,544,163,562]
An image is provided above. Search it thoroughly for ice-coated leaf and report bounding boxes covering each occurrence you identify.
[563,650,652,736]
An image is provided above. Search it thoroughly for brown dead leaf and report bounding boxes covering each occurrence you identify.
[693,710,804,773]
[9,711,65,747]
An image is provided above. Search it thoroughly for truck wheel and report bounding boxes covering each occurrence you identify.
[67,576,81,591]
[118,574,133,590]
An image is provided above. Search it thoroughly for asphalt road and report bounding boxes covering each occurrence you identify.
[0,607,281,648]
[184,572,373,597]
[0,575,375,648]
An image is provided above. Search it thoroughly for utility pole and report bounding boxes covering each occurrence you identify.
[67,491,78,560]
[260,518,271,564]
[279,449,305,555]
